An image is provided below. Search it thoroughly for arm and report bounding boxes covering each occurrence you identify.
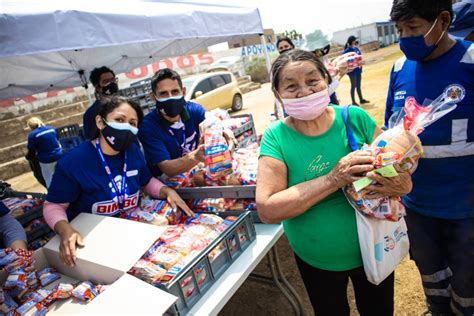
[0,214,27,249]
[157,144,204,177]
[43,201,83,267]
[256,152,375,224]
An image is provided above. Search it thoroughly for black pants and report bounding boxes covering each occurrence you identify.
[295,255,394,316]
[349,72,363,104]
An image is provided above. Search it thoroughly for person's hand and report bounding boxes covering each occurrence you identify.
[55,221,84,267]
[223,128,237,152]
[327,151,374,189]
[190,144,205,163]
[161,186,195,217]
[361,170,412,200]
[335,60,349,79]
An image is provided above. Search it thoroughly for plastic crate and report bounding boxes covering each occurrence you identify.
[229,114,258,148]
[59,136,84,154]
[56,124,81,139]
[175,185,256,199]
[163,211,256,315]
[175,185,262,223]
[118,82,155,113]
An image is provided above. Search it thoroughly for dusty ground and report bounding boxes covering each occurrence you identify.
[7,45,426,315]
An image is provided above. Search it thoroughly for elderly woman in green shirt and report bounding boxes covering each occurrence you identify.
[256,49,412,316]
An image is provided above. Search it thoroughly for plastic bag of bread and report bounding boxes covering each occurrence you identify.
[344,87,460,221]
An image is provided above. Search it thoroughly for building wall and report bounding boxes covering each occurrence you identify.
[227,29,276,48]
[332,23,379,46]
[332,22,399,47]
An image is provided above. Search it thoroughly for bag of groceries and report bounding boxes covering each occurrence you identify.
[344,88,459,221]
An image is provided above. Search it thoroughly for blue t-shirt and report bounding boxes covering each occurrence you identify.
[342,46,362,76]
[385,40,474,219]
[27,126,63,163]
[46,141,152,221]
[138,102,206,177]
[83,99,101,140]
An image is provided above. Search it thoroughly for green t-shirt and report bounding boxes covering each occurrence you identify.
[259,105,376,271]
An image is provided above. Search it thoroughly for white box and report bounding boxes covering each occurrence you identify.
[1,214,178,315]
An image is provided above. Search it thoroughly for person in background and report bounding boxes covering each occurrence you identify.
[25,117,63,188]
[0,201,27,250]
[257,49,412,315]
[386,0,474,314]
[449,0,474,41]
[44,96,193,267]
[83,66,118,140]
[343,36,370,106]
[277,37,295,54]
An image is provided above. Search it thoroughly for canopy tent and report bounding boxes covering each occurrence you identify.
[0,0,266,100]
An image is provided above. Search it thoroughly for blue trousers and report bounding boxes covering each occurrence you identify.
[406,210,474,315]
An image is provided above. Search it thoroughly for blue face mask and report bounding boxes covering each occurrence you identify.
[399,18,445,61]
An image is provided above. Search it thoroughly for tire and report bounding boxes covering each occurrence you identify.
[231,94,243,111]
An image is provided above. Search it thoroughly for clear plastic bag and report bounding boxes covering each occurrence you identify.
[344,88,459,221]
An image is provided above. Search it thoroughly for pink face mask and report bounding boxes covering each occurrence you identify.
[278,89,330,120]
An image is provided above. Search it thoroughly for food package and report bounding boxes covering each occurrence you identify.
[128,260,167,285]
[164,173,191,189]
[120,208,168,226]
[344,88,460,221]
[149,246,183,270]
[324,52,364,76]
[232,143,259,185]
[200,115,233,180]
[71,281,98,302]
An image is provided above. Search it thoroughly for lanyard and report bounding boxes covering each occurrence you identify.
[95,138,128,210]
[168,124,192,156]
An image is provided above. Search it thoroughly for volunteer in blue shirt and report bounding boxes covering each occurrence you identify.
[44,96,193,267]
[26,117,63,187]
[83,66,119,140]
[138,68,207,178]
[386,1,474,315]
[343,36,370,106]
[0,201,28,250]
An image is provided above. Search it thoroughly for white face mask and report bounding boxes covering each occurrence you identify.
[170,120,184,129]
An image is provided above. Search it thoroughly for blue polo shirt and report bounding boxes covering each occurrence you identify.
[138,102,206,177]
[83,99,101,140]
[385,40,474,219]
[27,126,63,163]
[342,46,362,76]
[46,141,152,221]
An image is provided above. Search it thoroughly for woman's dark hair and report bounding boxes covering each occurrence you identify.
[276,37,295,50]
[89,96,144,139]
[390,0,453,24]
[344,35,357,49]
[89,66,115,87]
[151,68,183,94]
[271,49,333,92]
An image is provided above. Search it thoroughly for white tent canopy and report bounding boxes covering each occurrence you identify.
[0,0,264,100]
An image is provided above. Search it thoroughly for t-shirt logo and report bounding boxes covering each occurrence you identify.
[92,191,139,216]
[394,90,406,101]
[106,136,116,145]
[443,84,466,104]
[304,155,331,180]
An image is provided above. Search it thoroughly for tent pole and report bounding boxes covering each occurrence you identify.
[260,35,272,79]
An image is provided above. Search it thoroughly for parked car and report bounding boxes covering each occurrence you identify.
[206,56,245,77]
[182,71,243,111]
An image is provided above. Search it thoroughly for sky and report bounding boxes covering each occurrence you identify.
[187,0,394,39]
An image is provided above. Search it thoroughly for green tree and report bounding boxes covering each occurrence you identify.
[304,29,329,51]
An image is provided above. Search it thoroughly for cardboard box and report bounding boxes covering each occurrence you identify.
[1,214,178,314]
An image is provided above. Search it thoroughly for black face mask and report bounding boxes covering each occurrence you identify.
[102,82,119,96]
[156,96,186,118]
[101,119,138,152]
